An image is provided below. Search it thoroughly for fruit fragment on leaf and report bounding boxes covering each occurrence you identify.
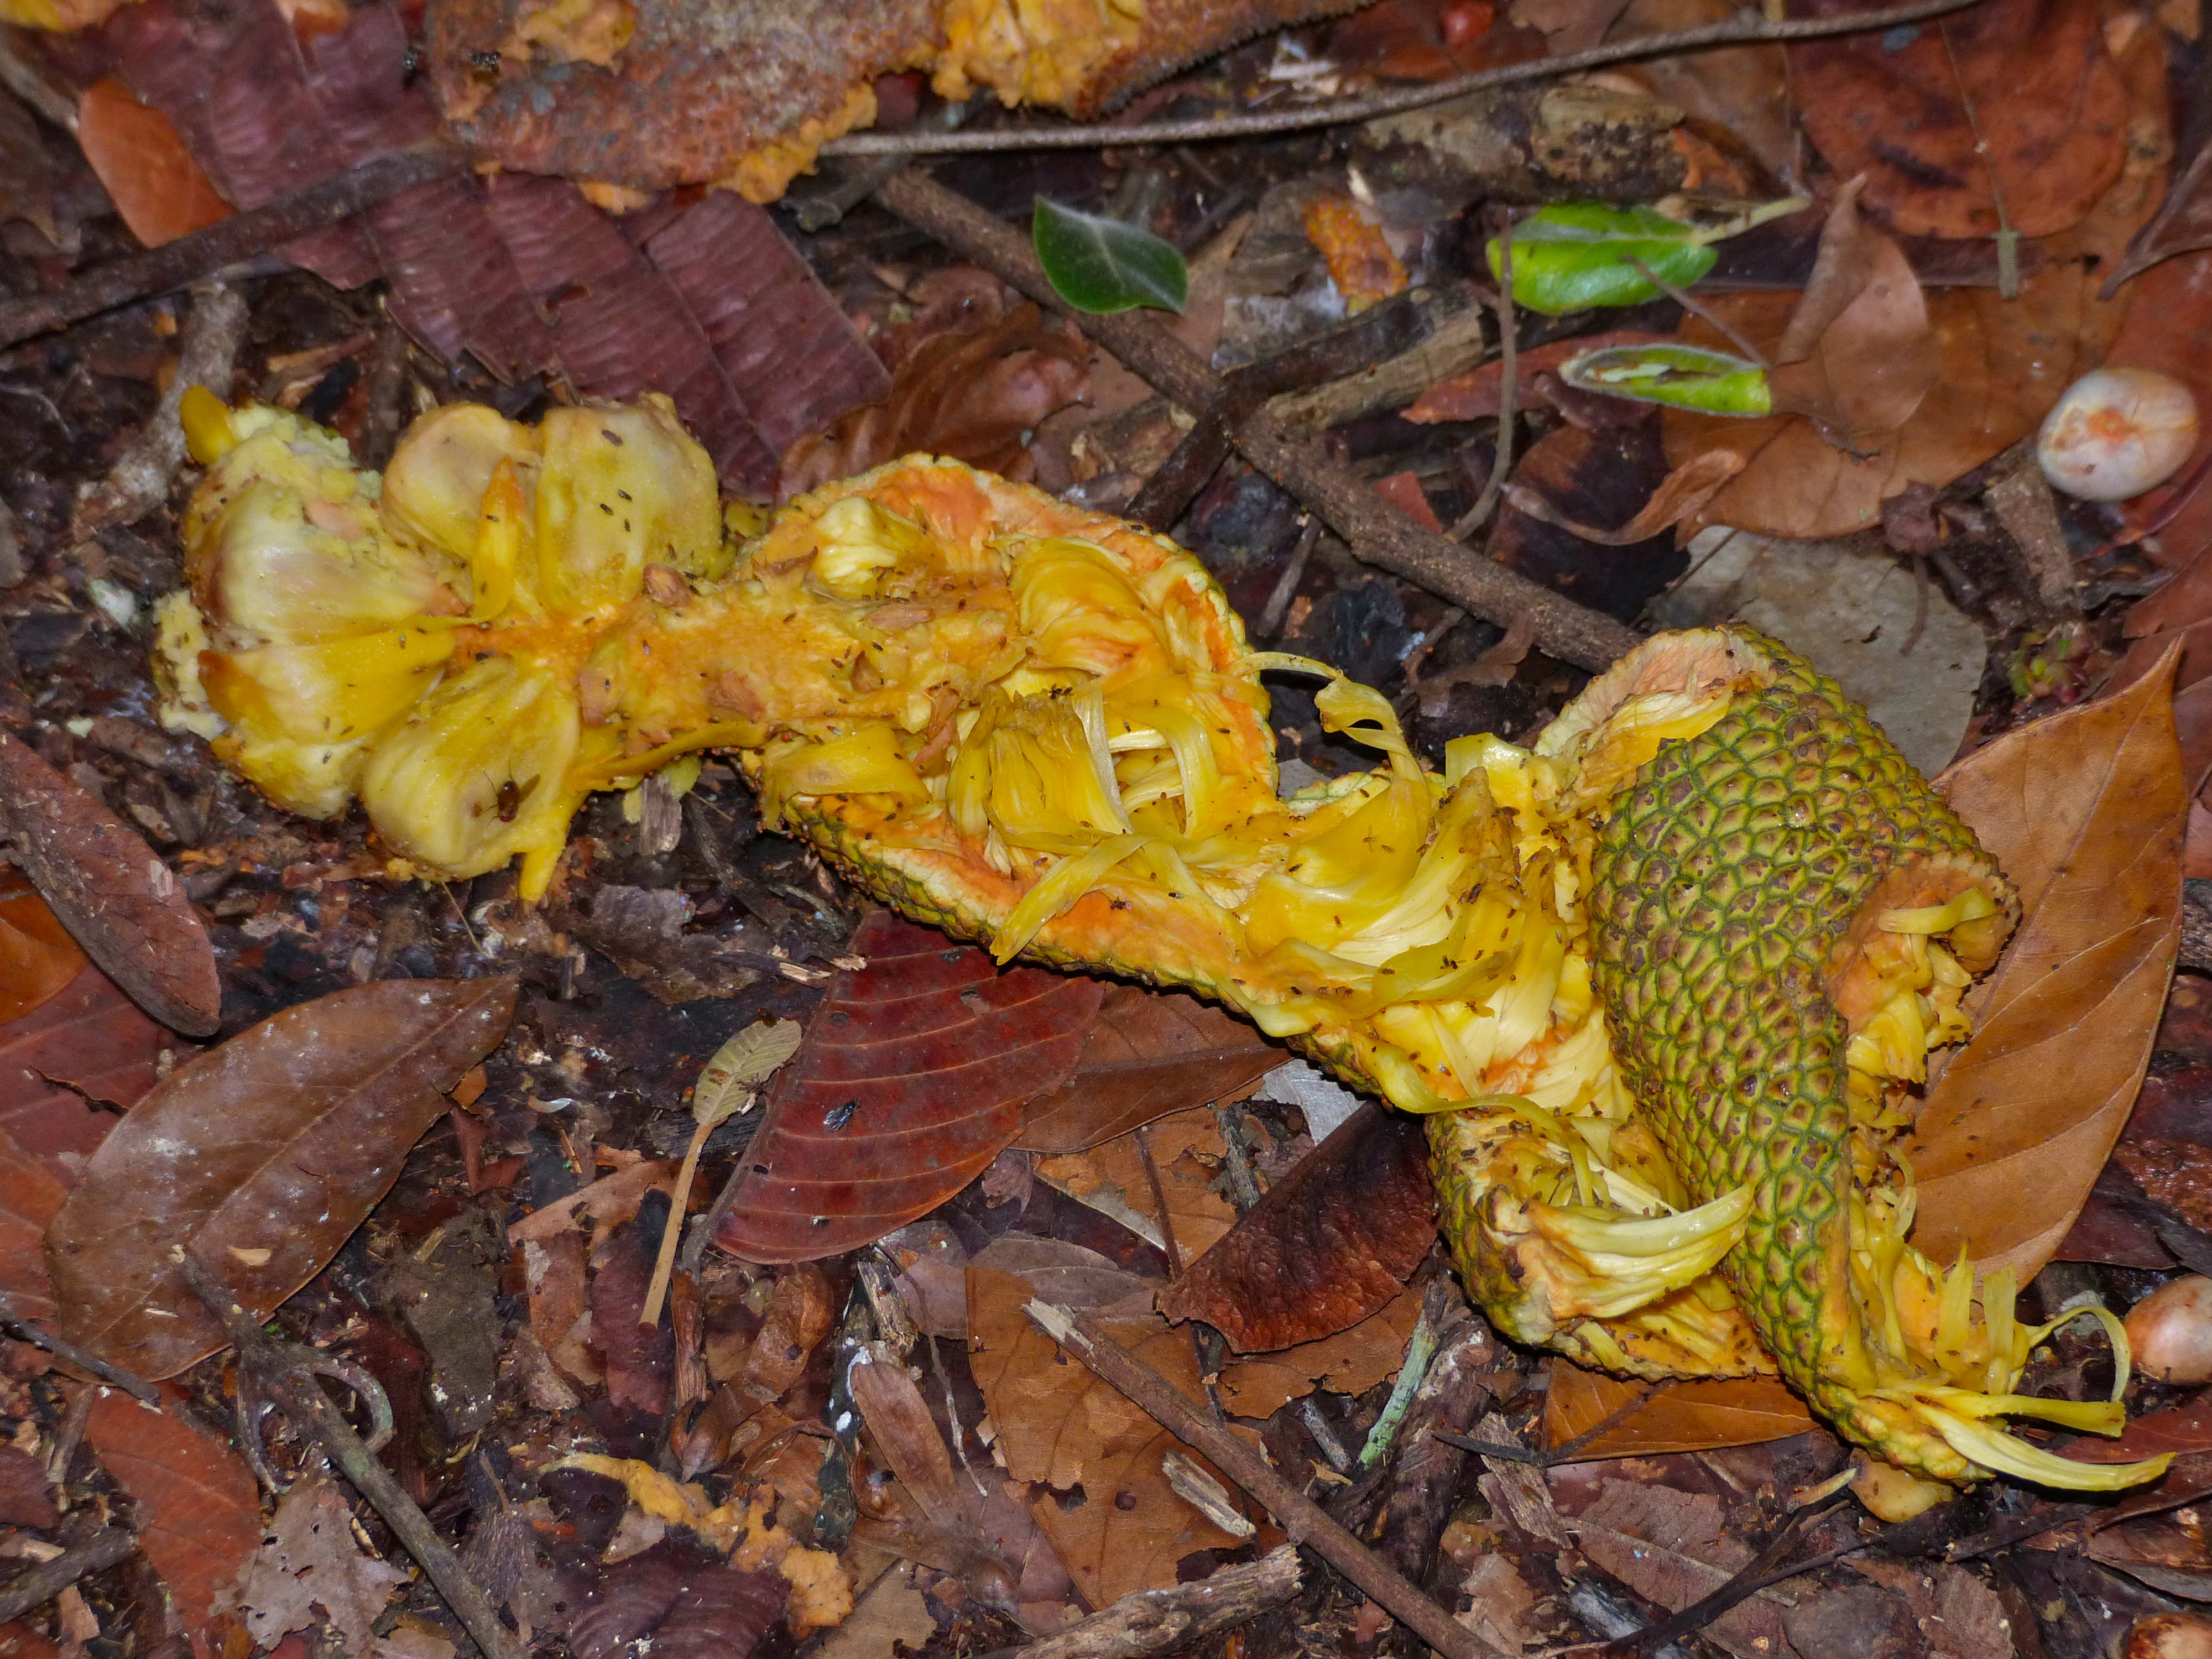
[150,391,2169,1495]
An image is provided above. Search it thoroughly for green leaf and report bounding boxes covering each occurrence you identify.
[692,1017,803,1127]
[1489,204,1717,315]
[1032,197,1188,315]
[1558,343,1772,418]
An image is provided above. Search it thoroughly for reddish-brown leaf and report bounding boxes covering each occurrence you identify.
[643,192,892,456]
[1543,1361,1814,1458]
[713,915,1101,1263]
[0,1444,58,1529]
[1404,329,1669,427]
[1157,1103,1433,1351]
[2069,1394,2212,1463]
[85,1385,262,1642]
[1014,985,1279,1154]
[482,174,780,495]
[0,1125,66,1322]
[0,732,219,1037]
[1909,651,2185,1276]
[1215,1284,1425,1418]
[0,884,86,1030]
[73,79,232,249]
[48,978,518,1379]
[0,961,176,1185]
[1787,0,2127,240]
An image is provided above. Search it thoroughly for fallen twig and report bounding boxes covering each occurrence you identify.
[0,143,459,353]
[0,1526,137,1624]
[1454,220,1517,539]
[73,280,249,539]
[825,0,1983,158]
[175,1250,526,1659]
[1024,1300,1498,1659]
[0,1291,159,1405]
[1582,1494,1847,1658]
[998,1545,1303,1659]
[874,168,1640,671]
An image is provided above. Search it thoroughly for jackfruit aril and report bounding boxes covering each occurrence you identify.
[155,390,2168,1496]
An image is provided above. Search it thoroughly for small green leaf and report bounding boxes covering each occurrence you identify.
[1558,343,1772,418]
[1489,204,1717,315]
[1032,197,1188,315]
[692,1017,802,1127]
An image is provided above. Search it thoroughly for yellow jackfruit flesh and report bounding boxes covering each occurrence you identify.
[153,394,2168,1496]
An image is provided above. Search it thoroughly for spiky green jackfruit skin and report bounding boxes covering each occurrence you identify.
[1589,629,2006,1458]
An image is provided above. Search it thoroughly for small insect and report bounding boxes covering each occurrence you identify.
[822,1100,859,1132]
[496,774,540,823]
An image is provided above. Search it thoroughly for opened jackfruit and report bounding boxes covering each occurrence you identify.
[154,391,2168,1496]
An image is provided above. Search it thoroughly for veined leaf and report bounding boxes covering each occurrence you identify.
[1032,197,1188,316]
[692,1018,801,1127]
[1561,343,1772,418]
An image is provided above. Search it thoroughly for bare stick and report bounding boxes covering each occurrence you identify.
[0,143,458,352]
[873,168,1640,671]
[1625,257,1770,367]
[175,1251,526,1659]
[0,1527,137,1623]
[826,0,1983,157]
[1024,1301,1498,1659]
[1005,1544,1302,1658]
[0,1291,158,1406]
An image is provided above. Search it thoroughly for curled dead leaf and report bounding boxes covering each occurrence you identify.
[1909,647,2186,1275]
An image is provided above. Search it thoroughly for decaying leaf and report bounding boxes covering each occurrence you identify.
[0,959,164,1183]
[229,1479,409,1654]
[1014,984,1279,1154]
[48,977,518,1378]
[1543,1360,1814,1458]
[0,731,220,1036]
[1787,0,2127,239]
[568,1546,790,1659]
[74,79,231,249]
[1035,1106,1239,1263]
[0,1125,65,1322]
[1214,1284,1425,1418]
[968,1264,1244,1608]
[714,914,1100,1263]
[0,884,85,1030]
[1566,1479,1790,1659]
[1158,1102,1433,1349]
[1908,649,2185,1274]
[84,1386,262,1643]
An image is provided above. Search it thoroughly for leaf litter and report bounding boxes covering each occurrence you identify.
[4,0,2212,1655]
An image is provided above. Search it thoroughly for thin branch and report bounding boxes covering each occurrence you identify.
[872,168,1641,671]
[1024,1300,1500,1659]
[1625,257,1771,367]
[0,143,459,353]
[824,0,1984,157]
[175,1250,527,1659]
[0,1291,158,1405]
[1005,1545,1302,1659]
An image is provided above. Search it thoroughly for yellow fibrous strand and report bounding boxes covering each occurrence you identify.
[152,394,2166,1496]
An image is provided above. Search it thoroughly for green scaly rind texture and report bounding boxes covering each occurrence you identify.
[1588,629,1997,1441]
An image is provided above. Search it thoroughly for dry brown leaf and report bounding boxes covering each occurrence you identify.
[1504,448,1745,547]
[1035,1107,1238,1264]
[1014,984,1280,1155]
[1567,1479,1788,1659]
[1542,1360,1813,1459]
[967,1265,1243,1607]
[1158,1102,1433,1352]
[1767,178,1938,450]
[1786,0,2127,239]
[0,1123,65,1323]
[74,79,232,249]
[1217,1284,1425,1418]
[229,1478,409,1653]
[1906,648,2185,1275]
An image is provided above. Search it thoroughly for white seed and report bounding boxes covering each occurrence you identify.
[2037,365,2199,502]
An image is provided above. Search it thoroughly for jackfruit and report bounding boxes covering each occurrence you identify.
[152,392,2168,1495]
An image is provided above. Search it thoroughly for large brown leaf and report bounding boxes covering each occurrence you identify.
[1543,1361,1814,1459]
[1014,984,1280,1154]
[47,978,518,1379]
[1906,650,2186,1275]
[84,1384,262,1642]
[713,914,1102,1264]
[1157,1102,1434,1351]
[0,884,86,1031]
[968,1264,1244,1608]
[0,732,219,1036]
[0,1125,65,1323]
